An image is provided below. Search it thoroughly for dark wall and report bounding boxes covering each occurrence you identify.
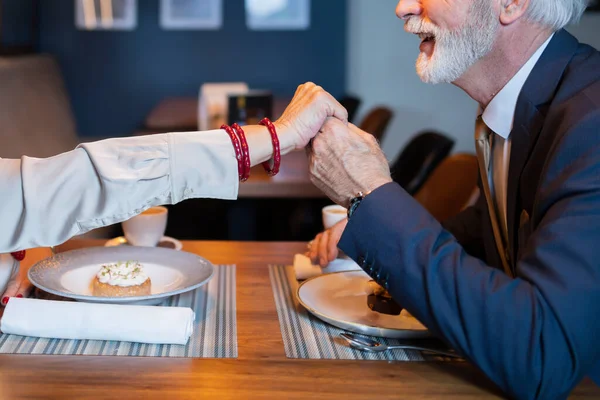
[1,0,36,47]
[35,0,347,137]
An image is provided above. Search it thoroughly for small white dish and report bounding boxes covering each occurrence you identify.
[297,270,429,339]
[28,246,214,306]
[105,236,183,251]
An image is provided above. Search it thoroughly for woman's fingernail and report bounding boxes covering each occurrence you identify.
[2,297,9,305]
[16,294,23,298]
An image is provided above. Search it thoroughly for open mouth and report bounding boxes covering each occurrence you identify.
[415,32,436,55]
[417,32,435,43]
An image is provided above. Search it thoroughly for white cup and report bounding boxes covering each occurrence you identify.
[122,206,168,247]
[322,205,348,230]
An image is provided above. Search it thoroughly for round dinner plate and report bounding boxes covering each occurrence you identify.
[28,246,214,306]
[297,271,429,339]
[104,236,183,251]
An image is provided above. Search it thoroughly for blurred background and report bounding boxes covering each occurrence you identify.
[1,0,599,243]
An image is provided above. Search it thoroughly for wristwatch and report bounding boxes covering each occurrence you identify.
[347,191,370,219]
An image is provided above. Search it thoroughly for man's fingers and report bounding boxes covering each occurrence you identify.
[309,233,322,264]
[327,232,339,264]
[322,116,348,132]
[318,230,330,267]
[327,219,348,263]
[348,122,371,138]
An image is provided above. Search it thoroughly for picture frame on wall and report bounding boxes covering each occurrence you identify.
[160,0,223,30]
[75,0,137,31]
[245,0,310,31]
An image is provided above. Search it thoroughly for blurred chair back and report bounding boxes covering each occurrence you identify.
[414,153,479,222]
[0,55,79,158]
[390,131,455,195]
[359,106,393,142]
[338,95,361,123]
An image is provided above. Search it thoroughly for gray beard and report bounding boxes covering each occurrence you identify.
[413,1,499,84]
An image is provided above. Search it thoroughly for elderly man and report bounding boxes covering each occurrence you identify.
[307,0,599,398]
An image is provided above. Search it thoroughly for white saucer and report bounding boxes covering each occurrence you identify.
[104,236,183,251]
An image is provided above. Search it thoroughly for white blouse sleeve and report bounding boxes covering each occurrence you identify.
[0,130,238,252]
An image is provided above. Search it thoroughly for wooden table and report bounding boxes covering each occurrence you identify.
[144,97,200,132]
[1,241,598,399]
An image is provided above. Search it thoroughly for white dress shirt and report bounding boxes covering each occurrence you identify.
[481,34,553,241]
[0,130,238,252]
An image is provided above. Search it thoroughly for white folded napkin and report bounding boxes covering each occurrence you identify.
[293,253,365,280]
[0,253,19,295]
[1,298,195,345]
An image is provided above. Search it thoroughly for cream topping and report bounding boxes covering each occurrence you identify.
[96,261,148,287]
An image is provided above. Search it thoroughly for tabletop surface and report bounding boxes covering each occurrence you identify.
[1,240,598,399]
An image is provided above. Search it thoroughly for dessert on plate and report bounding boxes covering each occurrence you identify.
[92,261,151,297]
[364,281,426,331]
[365,280,404,315]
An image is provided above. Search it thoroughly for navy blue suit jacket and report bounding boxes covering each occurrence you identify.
[339,30,600,399]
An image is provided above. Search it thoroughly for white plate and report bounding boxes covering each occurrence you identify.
[105,236,183,251]
[297,271,429,339]
[28,246,214,306]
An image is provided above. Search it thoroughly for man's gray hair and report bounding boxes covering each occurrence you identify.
[526,0,588,30]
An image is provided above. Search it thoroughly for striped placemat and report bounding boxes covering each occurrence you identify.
[0,265,237,358]
[269,265,457,361]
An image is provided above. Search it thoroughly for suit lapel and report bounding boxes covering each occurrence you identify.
[506,101,543,261]
[505,30,580,265]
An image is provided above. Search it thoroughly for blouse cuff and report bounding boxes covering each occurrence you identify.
[168,130,239,203]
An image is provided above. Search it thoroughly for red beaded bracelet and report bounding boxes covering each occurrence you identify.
[11,250,26,261]
[221,124,244,181]
[232,123,251,182]
[258,117,281,176]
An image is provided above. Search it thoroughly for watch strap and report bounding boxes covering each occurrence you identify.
[347,191,366,219]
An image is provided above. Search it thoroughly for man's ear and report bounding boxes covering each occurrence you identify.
[499,0,530,25]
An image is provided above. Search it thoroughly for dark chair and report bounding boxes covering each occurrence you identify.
[390,131,455,195]
[338,95,361,123]
[359,106,394,142]
[414,153,479,222]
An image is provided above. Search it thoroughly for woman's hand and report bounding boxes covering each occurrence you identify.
[1,248,52,306]
[275,82,348,150]
[1,265,31,305]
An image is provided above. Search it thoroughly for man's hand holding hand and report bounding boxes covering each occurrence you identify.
[308,119,392,207]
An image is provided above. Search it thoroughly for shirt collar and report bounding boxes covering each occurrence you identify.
[482,33,554,139]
